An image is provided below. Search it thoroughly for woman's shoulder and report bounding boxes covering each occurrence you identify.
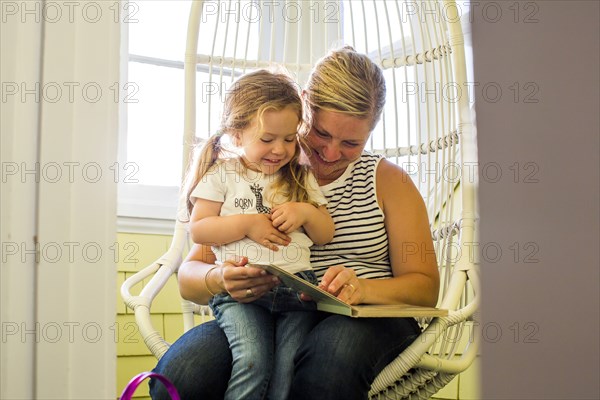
[376,157,411,181]
[376,158,424,207]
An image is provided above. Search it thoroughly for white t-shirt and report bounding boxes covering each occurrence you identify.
[190,158,327,274]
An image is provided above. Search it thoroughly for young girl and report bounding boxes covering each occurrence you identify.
[185,69,334,400]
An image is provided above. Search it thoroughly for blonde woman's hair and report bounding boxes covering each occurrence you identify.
[303,46,386,132]
[183,69,314,218]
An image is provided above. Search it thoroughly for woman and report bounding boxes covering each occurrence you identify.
[150,47,439,400]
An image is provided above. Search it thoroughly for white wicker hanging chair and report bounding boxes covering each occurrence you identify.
[122,1,479,398]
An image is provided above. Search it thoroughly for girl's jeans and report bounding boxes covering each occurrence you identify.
[208,270,319,400]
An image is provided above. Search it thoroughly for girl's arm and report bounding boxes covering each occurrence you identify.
[190,198,291,248]
[270,203,334,245]
[303,204,335,245]
[319,159,440,307]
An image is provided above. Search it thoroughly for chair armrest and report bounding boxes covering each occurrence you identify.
[120,220,190,359]
[120,261,173,360]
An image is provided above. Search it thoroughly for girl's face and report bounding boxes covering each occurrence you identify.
[305,110,372,185]
[238,106,300,175]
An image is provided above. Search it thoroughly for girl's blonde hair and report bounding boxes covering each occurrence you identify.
[303,46,386,132]
[183,69,314,218]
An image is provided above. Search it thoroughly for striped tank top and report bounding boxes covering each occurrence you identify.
[310,152,392,280]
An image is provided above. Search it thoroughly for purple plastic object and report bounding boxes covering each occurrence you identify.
[119,372,180,400]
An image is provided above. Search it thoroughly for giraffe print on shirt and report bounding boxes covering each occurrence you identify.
[250,183,271,214]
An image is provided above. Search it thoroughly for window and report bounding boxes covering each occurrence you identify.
[117,1,190,229]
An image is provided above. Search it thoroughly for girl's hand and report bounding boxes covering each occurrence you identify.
[247,214,291,250]
[218,257,280,303]
[319,265,364,305]
[270,202,311,234]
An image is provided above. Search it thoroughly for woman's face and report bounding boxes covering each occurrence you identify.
[305,110,372,184]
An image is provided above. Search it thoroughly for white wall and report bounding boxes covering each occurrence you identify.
[1,2,119,398]
[1,4,42,398]
[472,1,599,399]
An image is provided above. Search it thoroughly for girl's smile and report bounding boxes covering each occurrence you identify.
[238,106,300,175]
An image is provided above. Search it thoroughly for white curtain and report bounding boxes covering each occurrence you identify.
[1,2,119,398]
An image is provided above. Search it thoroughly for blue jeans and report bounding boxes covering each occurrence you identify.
[288,315,421,400]
[209,270,319,400]
[150,300,420,400]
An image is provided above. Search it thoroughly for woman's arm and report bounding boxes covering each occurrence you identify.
[178,244,280,305]
[320,159,440,307]
[270,203,334,245]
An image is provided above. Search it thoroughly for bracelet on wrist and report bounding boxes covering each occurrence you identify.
[204,266,221,297]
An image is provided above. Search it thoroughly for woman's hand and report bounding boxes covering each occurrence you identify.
[319,265,365,305]
[247,214,291,251]
[218,257,280,303]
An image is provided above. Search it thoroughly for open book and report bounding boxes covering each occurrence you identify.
[251,264,448,318]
